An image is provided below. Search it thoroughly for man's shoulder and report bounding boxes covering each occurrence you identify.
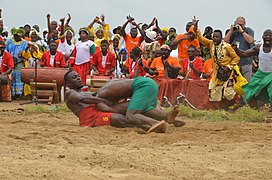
[245,27,254,32]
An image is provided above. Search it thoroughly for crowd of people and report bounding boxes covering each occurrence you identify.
[0,9,271,114]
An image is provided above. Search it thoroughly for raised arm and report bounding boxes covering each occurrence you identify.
[59,17,65,39]
[87,16,100,29]
[64,13,71,29]
[120,17,134,37]
[193,20,213,48]
[131,21,145,41]
[46,14,52,34]
[154,18,167,40]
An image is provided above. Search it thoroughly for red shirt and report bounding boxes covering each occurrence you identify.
[124,58,149,78]
[41,51,66,68]
[90,51,116,76]
[0,51,14,73]
[182,57,203,80]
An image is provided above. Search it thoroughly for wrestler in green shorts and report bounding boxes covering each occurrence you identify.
[128,77,158,112]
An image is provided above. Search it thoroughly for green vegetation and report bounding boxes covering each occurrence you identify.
[178,105,267,122]
[25,104,71,113]
[24,104,267,123]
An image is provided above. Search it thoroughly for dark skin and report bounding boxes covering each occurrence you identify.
[194,20,231,74]
[96,78,181,127]
[122,49,149,77]
[180,47,201,77]
[232,29,272,107]
[120,16,145,42]
[171,22,195,47]
[233,29,272,57]
[149,48,181,77]
[65,71,170,132]
[65,71,130,128]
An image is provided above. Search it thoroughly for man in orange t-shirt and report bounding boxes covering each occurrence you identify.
[120,16,144,56]
[171,22,200,64]
[149,44,180,78]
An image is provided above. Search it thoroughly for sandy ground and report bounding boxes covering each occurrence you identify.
[0,101,272,180]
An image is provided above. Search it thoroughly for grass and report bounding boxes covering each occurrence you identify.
[24,103,267,123]
[24,104,71,113]
[178,105,267,123]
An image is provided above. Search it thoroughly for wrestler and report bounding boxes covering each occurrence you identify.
[96,76,183,128]
[64,70,167,133]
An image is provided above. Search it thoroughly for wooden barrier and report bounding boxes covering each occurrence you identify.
[30,79,59,105]
[86,75,110,93]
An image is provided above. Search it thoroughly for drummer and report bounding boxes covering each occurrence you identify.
[0,40,14,101]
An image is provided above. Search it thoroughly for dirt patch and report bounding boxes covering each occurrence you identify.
[0,102,272,179]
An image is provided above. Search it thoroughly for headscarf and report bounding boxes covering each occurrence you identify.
[111,34,121,41]
[161,27,169,33]
[118,48,128,59]
[79,27,90,35]
[11,27,25,36]
[95,26,103,33]
[65,27,75,37]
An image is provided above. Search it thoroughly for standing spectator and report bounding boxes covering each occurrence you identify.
[224,16,254,106]
[201,26,213,61]
[46,14,59,44]
[23,24,31,41]
[233,29,272,108]
[195,20,240,103]
[22,42,43,97]
[0,41,14,101]
[6,28,28,99]
[87,14,110,47]
[69,27,96,86]
[120,16,145,56]
[171,22,200,64]
[90,40,116,77]
[57,17,75,63]
[224,16,254,81]
[29,28,47,53]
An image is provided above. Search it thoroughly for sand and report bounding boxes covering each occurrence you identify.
[0,101,272,179]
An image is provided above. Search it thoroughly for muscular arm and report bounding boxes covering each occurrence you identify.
[235,45,259,58]
[68,90,112,106]
[171,34,187,46]
[96,102,118,113]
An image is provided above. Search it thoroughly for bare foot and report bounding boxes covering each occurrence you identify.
[166,105,180,124]
[173,120,185,127]
[147,120,167,133]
